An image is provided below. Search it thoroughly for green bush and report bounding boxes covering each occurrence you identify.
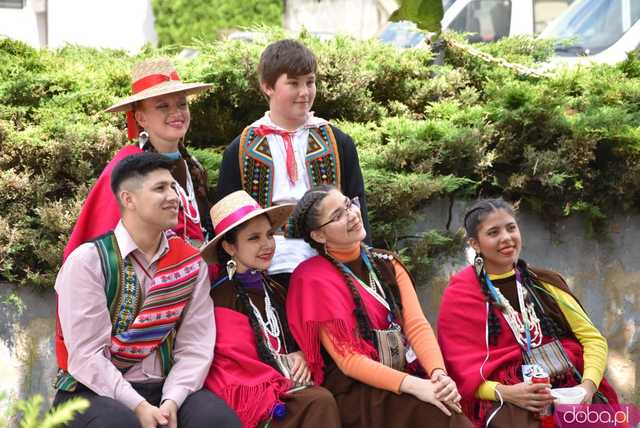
[2,33,640,287]
[2,392,89,428]
[152,0,283,46]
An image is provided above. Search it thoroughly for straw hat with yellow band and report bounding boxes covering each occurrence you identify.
[105,58,212,140]
[200,191,295,264]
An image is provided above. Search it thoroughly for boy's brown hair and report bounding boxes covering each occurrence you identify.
[258,39,317,89]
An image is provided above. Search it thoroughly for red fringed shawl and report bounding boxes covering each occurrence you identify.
[286,255,390,385]
[205,307,292,428]
[437,265,618,427]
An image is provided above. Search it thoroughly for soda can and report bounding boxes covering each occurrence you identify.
[532,372,550,385]
[532,370,553,420]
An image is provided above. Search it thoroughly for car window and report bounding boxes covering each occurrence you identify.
[547,0,640,56]
[378,21,428,48]
[534,0,574,34]
[448,0,512,43]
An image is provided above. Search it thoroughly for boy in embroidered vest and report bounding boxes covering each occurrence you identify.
[53,153,241,428]
[216,39,370,286]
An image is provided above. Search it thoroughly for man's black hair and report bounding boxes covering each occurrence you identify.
[110,152,174,197]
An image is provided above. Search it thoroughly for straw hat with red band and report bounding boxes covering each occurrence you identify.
[200,191,294,264]
[105,58,212,140]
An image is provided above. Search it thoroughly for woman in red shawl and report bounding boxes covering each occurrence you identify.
[287,185,473,428]
[200,190,340,428]
[437,198,618,427]
[63,57,213,260]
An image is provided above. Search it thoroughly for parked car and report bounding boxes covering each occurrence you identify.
[540,0,640,65]
[378,0,574,48]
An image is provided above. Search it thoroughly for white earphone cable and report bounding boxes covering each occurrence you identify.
[481,301,504,427]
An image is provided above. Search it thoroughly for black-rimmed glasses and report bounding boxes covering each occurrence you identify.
[317,196,361,229]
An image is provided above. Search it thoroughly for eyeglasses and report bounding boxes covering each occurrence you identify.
[317,196,360,229]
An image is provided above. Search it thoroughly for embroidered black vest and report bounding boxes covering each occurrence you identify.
[238,124,341,208]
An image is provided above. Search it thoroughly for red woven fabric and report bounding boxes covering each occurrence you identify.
[287,255,389,384]
[204,307,292,428]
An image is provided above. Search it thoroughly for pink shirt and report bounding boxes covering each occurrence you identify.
[55,221,215,410]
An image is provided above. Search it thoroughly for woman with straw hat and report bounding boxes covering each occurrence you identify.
[201,190,340,428]
[63,58,213,260]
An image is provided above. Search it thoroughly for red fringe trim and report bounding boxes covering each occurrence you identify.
[302,319,378,385]
[218,377,293,428]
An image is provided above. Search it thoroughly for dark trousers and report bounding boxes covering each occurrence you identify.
[52,382,241,428]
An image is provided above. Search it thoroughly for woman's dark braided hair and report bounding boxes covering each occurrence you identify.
[464,198,565,345]
[516,260,566,340]
[215,217,296,371]
[463,199,510,345]
[291,185,403,349]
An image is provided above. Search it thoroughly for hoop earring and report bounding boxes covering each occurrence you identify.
[226,259,237,280]
[138,130,149,148]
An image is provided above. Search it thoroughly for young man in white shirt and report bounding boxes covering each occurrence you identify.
[216,39,370,287]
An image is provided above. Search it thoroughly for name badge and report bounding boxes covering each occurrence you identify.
[405,345,417,363]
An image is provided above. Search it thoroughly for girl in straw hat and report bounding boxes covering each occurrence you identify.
[201,190,340,428]
[63,58,213,260]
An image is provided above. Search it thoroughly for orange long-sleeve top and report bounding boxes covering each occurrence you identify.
[319,245,446,394]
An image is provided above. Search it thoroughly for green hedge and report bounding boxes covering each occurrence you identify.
[151,0,283,46]
[1,33,640,288]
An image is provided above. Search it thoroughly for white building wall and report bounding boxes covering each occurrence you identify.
[0,0,43,47]
[0,0,157,52]
[47,0,157,52]
[284,0,397,38]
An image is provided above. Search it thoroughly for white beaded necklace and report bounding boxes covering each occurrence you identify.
[493,279,543,350]
[175,168,201,225]
[247,283,283,353]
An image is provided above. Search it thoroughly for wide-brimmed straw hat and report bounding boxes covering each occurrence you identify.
[200,191,294,264]
[105,58,212,139]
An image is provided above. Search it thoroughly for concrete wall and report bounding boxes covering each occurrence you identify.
[0,201,637,413]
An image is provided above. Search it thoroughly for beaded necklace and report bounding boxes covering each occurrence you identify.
[484,271,543,351]
[246,280,285,354]
[175,169,200,225]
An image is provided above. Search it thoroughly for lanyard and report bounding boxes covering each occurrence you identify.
[339,249,390,312]
[515,270,533,352]
[484,270,533,353]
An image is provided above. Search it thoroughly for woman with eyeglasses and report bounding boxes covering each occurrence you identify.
[286,185,473,428]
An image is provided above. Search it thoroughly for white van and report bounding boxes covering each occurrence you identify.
[540,0,640,65]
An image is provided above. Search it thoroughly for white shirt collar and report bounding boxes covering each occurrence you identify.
[249,111,329,131]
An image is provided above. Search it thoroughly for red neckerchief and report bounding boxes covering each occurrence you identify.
[253,125,298,185]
